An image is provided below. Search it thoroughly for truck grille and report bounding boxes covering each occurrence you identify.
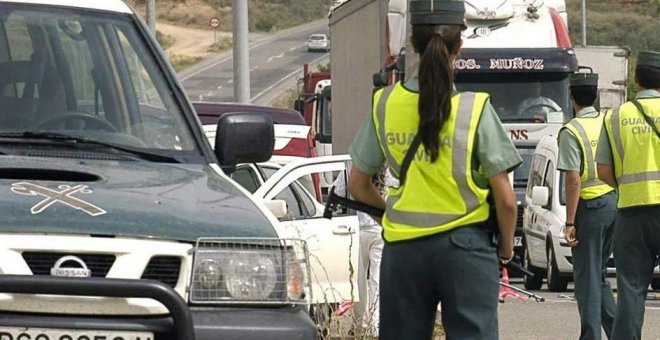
[141,256,181,288]
[22,252,115,277]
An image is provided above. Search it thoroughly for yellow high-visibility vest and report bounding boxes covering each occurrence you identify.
[561,112,614,199]
[372,83,490,242]
[603,98,660,208]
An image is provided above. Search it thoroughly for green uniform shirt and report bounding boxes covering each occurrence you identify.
[349,79,522,183]
[595,89,660,165]
[557,107,600,172]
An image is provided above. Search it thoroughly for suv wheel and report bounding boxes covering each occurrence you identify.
[523,245,543,290]
[546,245,568,292]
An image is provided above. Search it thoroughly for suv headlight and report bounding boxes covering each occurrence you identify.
[190,238,310,304]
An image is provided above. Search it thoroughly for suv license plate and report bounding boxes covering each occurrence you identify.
[514,236,522,247]
[0,327,154,340]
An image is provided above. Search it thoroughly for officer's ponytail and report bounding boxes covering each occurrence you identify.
[412,25,463,162]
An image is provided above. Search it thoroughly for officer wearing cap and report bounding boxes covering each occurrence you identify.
[596,51,660,339]
[347,0,521,339]
[557,69,616,340]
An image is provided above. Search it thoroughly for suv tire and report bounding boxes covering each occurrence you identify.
[546,244,569,292]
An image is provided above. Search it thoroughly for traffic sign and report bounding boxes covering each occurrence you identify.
[209,17,220,29]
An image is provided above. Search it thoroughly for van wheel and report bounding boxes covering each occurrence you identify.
[310,303,331,338]
[546,245,568,292]
[523,245,543,290]
[651,279,660,291]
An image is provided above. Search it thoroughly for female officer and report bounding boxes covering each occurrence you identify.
[347,0,521,339]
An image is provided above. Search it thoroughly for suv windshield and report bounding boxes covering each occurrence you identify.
[0,5,197,153]
[310,35,325,41]
[456,72,571,124]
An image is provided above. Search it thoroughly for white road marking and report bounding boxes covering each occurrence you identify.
[216,85,223,90]
[250,66,259,71]
[266,53,285,62]
[228,79,233,84]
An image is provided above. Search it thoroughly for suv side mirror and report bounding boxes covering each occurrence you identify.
[215,112,274,174]
[531,186,550,206]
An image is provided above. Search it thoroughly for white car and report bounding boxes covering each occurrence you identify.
[307,34,330,52]
[522,135,660,292]
[231,155,359,307]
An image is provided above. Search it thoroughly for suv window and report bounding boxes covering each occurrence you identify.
[0,6,198,154]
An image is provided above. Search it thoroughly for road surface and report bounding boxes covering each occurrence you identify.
[179,19,329,104]
[329,279,660,339]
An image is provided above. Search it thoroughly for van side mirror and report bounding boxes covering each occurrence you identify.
[215,112,274,174]
[531,186,550,206]
[294,99,305,115]
[266,199,288,219]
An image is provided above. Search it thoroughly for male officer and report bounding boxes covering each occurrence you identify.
[596,51,660,340]
[558,70,616,340]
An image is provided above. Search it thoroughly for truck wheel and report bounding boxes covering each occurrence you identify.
[546,245,568,292]
[523,245,543,290]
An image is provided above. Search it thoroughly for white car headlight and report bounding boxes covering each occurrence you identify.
[190,238,310,304]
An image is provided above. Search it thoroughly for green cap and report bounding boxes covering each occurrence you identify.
[570,72,598,87]
[637,51,660,69]
[409,0,466,26]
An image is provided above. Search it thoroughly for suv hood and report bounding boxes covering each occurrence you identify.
[0,156,277,242]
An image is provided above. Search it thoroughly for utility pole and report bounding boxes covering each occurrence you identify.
[146,0,156,35]
[581,0,587,46]
[233,0,251,103]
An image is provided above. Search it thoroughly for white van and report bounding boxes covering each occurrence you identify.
[522,135,660,292]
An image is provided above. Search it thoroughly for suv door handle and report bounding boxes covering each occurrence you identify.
[332,225,356,235]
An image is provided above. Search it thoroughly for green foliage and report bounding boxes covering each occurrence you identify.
[207,36,233,52]
[317,61,331,72]
[156,30,175,50]
[566,0,659,97]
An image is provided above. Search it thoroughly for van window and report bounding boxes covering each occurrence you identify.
[526,154,547,197]
[542,160,555,209]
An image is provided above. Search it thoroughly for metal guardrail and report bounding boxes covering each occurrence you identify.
[0,275,195,340]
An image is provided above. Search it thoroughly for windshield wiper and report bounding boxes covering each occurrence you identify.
[0,131,181,163]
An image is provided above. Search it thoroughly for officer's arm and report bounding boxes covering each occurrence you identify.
[564,171,581,225]
[597,164,617,188]
[348,165,386,223]
[488,171,516,259]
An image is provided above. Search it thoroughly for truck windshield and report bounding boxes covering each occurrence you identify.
[456,72,571,124]
[0,5,197,153]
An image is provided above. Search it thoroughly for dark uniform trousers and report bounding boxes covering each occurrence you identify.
[572,191,617,340]
[379,225,499,340]
[612,206,660,340]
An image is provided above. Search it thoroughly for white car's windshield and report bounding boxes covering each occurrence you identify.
[0,5,197,153]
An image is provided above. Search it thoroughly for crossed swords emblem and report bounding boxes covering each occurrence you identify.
[11,182,107,216]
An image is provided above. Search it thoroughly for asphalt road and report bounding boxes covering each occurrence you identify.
[329,279,660,339]
[179,20,330,104]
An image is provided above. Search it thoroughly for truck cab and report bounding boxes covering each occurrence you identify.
[452,0,578,265]
[0,1,317,339]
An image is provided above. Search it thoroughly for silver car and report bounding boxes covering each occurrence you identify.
[307,34,330,52]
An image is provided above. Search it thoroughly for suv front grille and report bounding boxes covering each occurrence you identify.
[141,256,181,288]
[22,252,115,277]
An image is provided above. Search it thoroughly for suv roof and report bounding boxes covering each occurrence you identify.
[0,0,132,13]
